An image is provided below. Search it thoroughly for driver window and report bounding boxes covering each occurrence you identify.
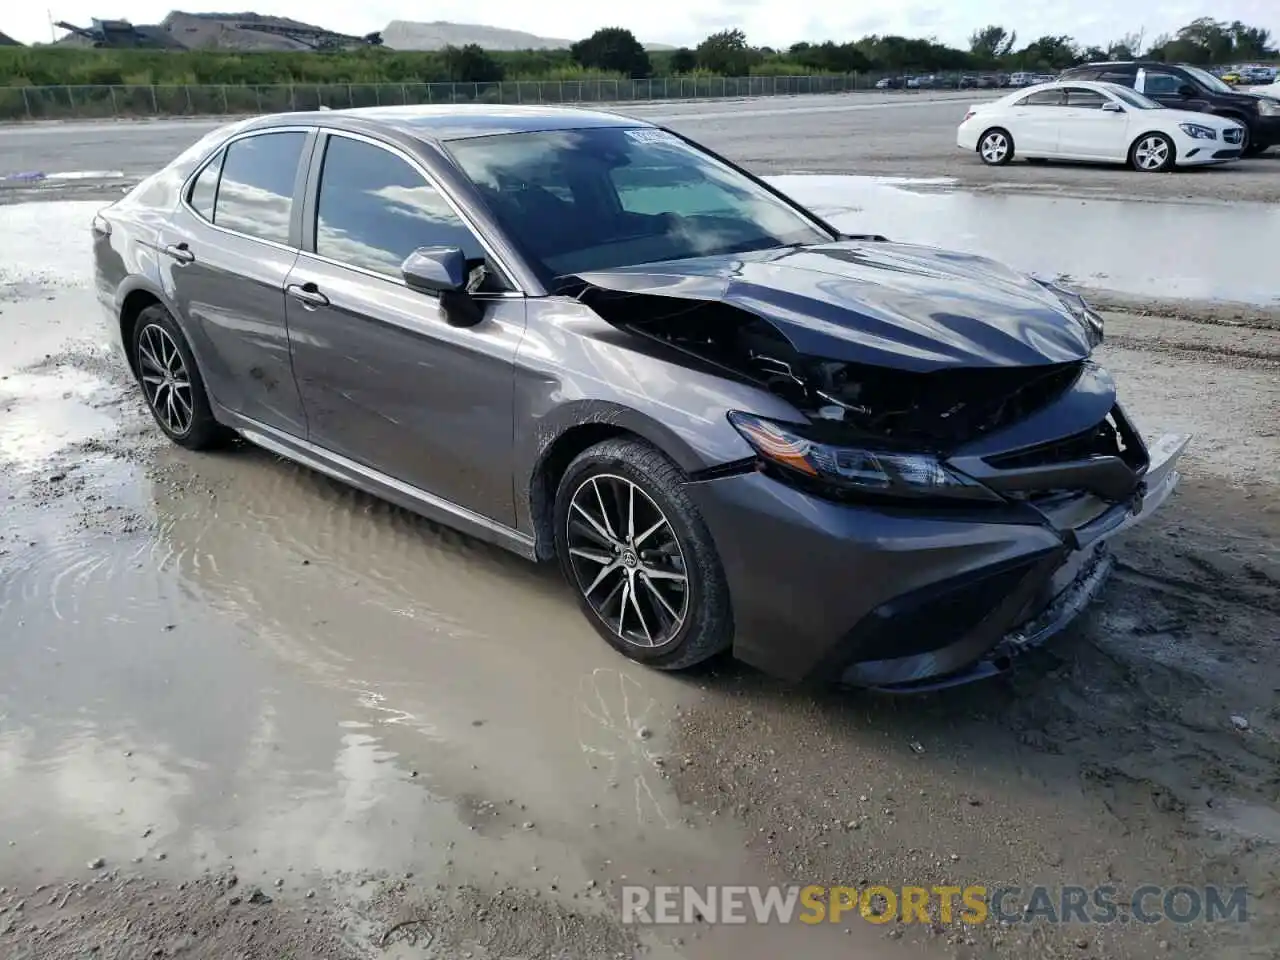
[313,135,511,290]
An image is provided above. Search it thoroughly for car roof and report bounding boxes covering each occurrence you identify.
[245,104,649,142]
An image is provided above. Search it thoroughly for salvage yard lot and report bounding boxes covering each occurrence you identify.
[1,94,1278,960]
[4,91,1280,204]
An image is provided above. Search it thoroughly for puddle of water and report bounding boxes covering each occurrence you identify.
[0,366,117,465]
[766,174,1280,305]
[0,200,102,289]
[0,425,891,957]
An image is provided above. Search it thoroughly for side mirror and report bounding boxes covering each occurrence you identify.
[1177,84,1197,98]
[402,245,467,294]
[1101,101,1124,112]
[401,246,483,328]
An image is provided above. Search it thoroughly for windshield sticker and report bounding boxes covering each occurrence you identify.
[624,128,683,145]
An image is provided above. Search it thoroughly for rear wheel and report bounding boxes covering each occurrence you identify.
[131,304,230,450]
[554,438,733,670]
[978,127,1014,165]
[1129,132,1175,172]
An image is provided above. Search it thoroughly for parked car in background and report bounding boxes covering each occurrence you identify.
[875,77,904,89]
[1240,66,1276,84]
[1009,72,1035,87]
[91,103,1187,691]
[1059,60,1280,155]
[1220,71,1244,86]
[958,80,1246,171]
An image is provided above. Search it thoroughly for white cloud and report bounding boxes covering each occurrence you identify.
[8,0,1279,53]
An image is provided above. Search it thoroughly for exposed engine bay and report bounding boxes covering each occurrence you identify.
[568,282,1085,451]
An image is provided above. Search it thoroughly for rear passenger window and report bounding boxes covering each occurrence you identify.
[1064,88,1107,108]
[188,149,223,221]
[313,135,494,282]
[1099,72,1135,87]
[212,131,306,245]
[1017,90,1064,106]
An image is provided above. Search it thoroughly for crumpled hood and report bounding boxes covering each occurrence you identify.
[573,240,1096,372]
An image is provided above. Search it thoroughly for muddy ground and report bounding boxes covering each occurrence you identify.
[2,183,1279,959]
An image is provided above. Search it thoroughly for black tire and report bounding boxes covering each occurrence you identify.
[977,127,1014,165]
[553,437,733,670]
[131,304,230,450]
[1129,132,1175,172]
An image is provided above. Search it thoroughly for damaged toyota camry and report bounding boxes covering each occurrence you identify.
[93,105,1189,691]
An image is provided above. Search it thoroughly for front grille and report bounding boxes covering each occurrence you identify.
[1213,148,1242,159]
[829,360,1085,448]
[984,405,1148,472]
[1223,128,1243,144]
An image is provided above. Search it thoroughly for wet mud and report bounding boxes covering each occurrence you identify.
[2,193,1279,959]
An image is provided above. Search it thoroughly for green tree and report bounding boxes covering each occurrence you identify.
[669,47,697,73]
[570,27,652,78]
[1107,31,1143,60]
[1014,35,1079,70]
[1228,21,1273,59]
[696,28,755,75]
[968,25,1016,64]
[1175,17,1233,62]
[441,44,503,83]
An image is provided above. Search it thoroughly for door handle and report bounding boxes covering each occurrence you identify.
[287,283,329,309]
[163,242,195,264]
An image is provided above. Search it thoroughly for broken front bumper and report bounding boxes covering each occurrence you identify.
[686,431,1190,691]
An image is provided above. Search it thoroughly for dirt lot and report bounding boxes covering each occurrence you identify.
[2,164,1279,958]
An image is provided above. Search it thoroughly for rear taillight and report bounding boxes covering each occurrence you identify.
[963,110,976,122]
[91,212,111,236]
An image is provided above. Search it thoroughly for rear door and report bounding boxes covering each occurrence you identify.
[283,131,527,526]
[1008,88,1065,154]
[164,128,312,436]
[1057,86,1129,161]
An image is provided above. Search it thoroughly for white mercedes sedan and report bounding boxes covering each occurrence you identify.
[957,80,1246,172]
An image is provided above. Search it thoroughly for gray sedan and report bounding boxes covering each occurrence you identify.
[92,104,1188,691]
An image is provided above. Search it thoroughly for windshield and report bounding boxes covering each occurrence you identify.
[1182,65,1234,94]
[445,127,833,278]
[1105,84,1164,109]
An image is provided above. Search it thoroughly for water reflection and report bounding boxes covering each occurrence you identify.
[767,174,1280,305]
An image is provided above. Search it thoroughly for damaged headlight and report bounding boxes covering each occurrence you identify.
[1033,278,1104,348]
[727,412,998,501]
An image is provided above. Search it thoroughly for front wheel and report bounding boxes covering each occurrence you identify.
[554,438,733,670]
[1130,132,1175,172]
[978,127,1014,165]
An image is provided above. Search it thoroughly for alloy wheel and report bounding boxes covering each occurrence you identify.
[1134,136,1170,171]
[980,132,1008,163]
[137,323,194,436]
[565,473,689,649]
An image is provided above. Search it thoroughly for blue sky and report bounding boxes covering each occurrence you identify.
[6,0,1279,51]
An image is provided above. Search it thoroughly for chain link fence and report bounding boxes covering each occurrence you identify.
[0,74,930,121]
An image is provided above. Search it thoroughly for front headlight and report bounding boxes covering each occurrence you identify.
[727,412,999,502]
[1257,98,1280,117]
[1032,278,1104,347]
[1178,122,1218,139]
